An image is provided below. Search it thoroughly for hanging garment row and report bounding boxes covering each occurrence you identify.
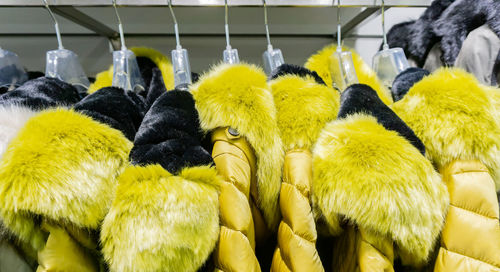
[0,0,500,272]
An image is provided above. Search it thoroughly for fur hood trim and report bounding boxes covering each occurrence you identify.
[312,114,448,266]
[304,44,393,105]
[101,164,221,272]
[0,108,132,251]
[433,0,500,66]
[270,73,339,151]
[392,68,500,190]
[87,47,174,94]
[0,104,38,160]
[190,63,283,230]
[385,0,454,66]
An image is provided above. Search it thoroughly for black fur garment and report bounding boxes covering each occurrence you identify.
[0,77,80,109]
[74,87,145,141]
[129,90,214,175]
[433,0,500,66]
[385,0,455,66]
[337,84,426,155]
[391,68,430,102]
[270,64,326,85]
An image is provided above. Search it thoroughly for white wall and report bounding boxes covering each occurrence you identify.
[0,6,425,76]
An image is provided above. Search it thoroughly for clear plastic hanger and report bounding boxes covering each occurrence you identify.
[43,0,90,92]
[168,0,192,90]
[222,0,240,64]
[372,0,409,88]
[111,0,145,93]
[0,47,27,91]
[262,0,284,76]
[331,0,358,91]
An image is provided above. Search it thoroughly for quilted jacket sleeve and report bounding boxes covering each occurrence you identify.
[271,150,324,272]
[212,127,261,272]
[434,160,500,271]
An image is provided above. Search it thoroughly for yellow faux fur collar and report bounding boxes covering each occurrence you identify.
[101,164,221,272]
[0,108,132,251]
[190,63,283,230]
[270,74,339,151]
[305,44,393,105]
[87,47,174,94]
[312,114,448,266]
[391,68,500,190]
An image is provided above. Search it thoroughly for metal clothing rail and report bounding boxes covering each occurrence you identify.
[1,1,431,49]
[0,0,432,7]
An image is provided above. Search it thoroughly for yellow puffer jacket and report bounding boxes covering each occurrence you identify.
[311,82,449,271]
[267,65,340,272]
[0,109,132,272]
[392,68,500,271]
[312,112,449,271]
[191,63,284,271]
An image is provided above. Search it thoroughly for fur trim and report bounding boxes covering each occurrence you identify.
[0,108,132,251]
[433,0,500,66]
[87,47,174,94]
[101,164,221,272]
[304,44,393,105]
[270,64,326,85]
[130,90,213,174]
[391,68,500,190]
[270,73,339,150]
[0,104,38,160]
[312,114,448,266]
[190,63,283,230]
[391,67,430,102]
[0,77,80,109]
[338,84,426,155]
[385,0,454,66]
[74,87,145,141]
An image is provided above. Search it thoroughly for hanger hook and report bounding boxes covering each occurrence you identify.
[112,0,126,50]
[42,0,64,50]
[381,0,388,50]
[224,0,232,49]
[335,0,342,52]
[167,0,182,49]
[263,0,272,50]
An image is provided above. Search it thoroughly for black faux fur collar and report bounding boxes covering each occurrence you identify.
[385,0,455,66]
[129,90,213,174]
[433,0,500,66]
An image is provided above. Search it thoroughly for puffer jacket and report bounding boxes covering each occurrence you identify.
[0,85,147,271]
[0,77,82,272]
[305,44,392,105]
[0,68,167,271]
[267,64,339,272]
[312,83,448,271]
[392,68,500,271]
[100,87,221,272]
[190,63,284,271]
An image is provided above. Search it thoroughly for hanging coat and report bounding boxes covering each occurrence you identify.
[0,82,148,271]
[190,63,284,271]
[268,64,340,272]
[312,83,448,271]
[385,0,454,67]
[0,77,82,272]
[391,68,500,271]
[304,44,393,105]
[100,86,220,272]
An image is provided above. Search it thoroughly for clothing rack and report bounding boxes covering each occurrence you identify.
[1,0,432,7]
[1,1,431,49]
